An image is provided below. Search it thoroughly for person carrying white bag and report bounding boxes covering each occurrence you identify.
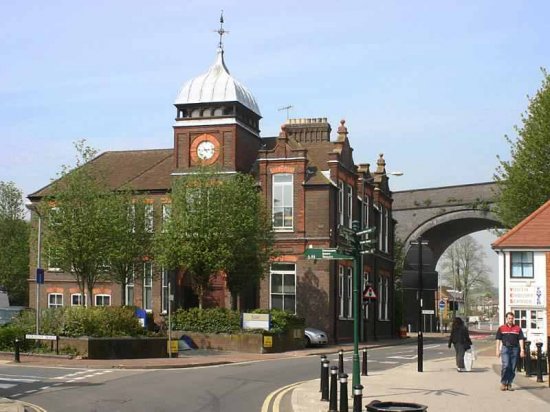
[448,317,473,372]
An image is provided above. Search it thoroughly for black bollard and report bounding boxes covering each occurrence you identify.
[14,338,20,363]
[361,347,368,376]
[329,366,338,412]
[321,359,330,401]
[319,355,327,392]
[339,373,348,412]
[536,342,543,383]
[352,384,363,412]
[338,349,344,374]
[525,341,532,376]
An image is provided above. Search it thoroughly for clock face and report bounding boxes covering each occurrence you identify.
[197,141,216,160]
[190,133,220,165]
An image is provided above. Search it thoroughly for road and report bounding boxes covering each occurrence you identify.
[0,336,494,412]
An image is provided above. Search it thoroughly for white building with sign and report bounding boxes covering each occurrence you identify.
[492,200,550,346]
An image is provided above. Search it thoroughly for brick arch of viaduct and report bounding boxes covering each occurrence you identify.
[392,182,502,271]
[400,209,503,271]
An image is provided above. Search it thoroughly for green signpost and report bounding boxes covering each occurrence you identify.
[304,221,377,388]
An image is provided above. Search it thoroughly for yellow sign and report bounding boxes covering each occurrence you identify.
[167,340,178,353]
[263,336,273,348]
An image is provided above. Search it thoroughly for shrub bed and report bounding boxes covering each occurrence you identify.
[171,308,304,334]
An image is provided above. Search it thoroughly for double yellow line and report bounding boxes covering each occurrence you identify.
[261,380,308,412]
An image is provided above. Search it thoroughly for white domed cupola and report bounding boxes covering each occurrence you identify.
[174,43,261,136]
[172,15,263,174]
[175,48,261,116]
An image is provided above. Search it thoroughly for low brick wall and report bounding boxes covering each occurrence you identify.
[59,336,168,359]
[57,327,306,358]
[175,327,305,354]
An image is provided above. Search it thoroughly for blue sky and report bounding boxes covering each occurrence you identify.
[1,1,548,281]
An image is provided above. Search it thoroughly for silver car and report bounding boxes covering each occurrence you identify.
[305,327,328,346]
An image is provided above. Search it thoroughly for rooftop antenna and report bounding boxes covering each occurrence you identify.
[214,10,229,49]
[278,105,293,120]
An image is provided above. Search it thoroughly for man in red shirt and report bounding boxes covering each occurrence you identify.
[495,312,526,391]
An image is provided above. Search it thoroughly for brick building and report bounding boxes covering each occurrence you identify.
[27,42,399,342]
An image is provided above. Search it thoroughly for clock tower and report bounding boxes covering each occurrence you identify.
[172,24,262,174]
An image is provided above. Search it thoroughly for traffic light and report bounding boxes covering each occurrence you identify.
[355,227,377,255]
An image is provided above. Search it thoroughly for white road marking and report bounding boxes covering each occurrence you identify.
[0,377,39,383]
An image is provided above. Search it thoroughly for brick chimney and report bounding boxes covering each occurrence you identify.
[283,118,331,143]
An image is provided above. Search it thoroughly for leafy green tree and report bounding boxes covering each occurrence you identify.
[106,193,153,304]
[0,181,29,305]
[41,141,114,306]
[154,167,275,309]
[438,235,492,315]
[495,69,550,227]
[219,173,274,310]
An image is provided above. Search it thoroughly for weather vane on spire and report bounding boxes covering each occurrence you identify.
[214,10,229,49]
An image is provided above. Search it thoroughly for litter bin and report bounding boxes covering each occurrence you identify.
[366,400,427,411]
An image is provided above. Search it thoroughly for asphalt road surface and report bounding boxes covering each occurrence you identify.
[0,335,494,412]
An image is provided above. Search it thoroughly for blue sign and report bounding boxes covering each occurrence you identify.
[36,268,44,284]
[438,300,445,309]
[135,308,147,328]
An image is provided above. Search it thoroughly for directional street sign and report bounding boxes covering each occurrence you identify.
[304,247,352,260]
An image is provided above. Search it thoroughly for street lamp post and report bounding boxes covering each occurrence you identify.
[410,236,428,372]
[25,202,42,335]
[351,221,362,388]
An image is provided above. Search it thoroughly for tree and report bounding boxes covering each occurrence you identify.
[154,167,275,309]
[106,193,153,305]
[438,235,492,315]
[495,68,550,228]
[0,181,29,305]
[218,173,274,310]
[41,140,114,306]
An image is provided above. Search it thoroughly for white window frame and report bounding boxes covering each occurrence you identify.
[95,294,111,306]
[363,196,370,229]
[272,174,294,231]
[145,204,154,233]
[377,277,390,321]
[363,272,370,319]
[384,209,390,253]
[339,266,345,318]
[338,181,344,226]
[347,184,353,228]
[71,293,86,306]
[143,261,153,312]
[378,205,385,252]
[48,293,63,308]
[126,270,135,306]
[510,251,534,278]
[161,203,171,232]
[269,263,296,314]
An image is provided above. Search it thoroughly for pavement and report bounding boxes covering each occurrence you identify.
[1,333,549,411]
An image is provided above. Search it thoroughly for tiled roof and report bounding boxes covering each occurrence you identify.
[492,199,550,249]
[29,149,173,198]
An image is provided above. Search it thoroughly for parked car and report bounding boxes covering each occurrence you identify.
[0,306,25,326]
[305,327,328,347]
[466,316,480,325]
